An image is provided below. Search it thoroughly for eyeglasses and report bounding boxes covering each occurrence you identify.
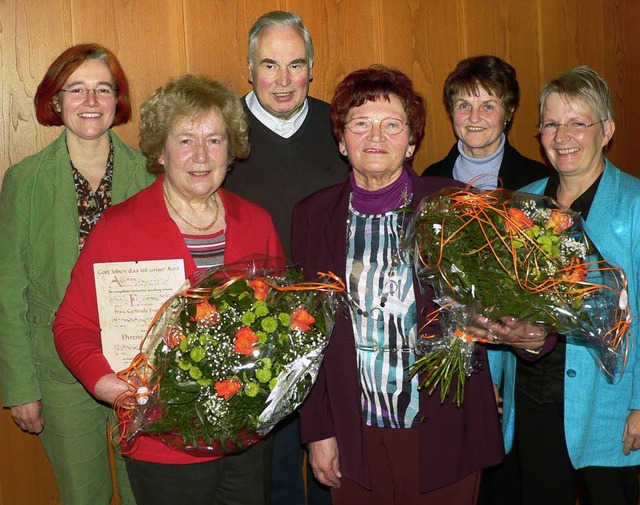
[538,119,606,135]
[60,87,117,100]
[345,117,408,135]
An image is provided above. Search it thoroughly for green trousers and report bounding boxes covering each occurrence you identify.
[38,378,135,505]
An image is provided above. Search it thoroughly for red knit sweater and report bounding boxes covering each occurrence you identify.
[54,176,283,463]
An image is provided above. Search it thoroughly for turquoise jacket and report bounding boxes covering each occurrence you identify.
[0,131,155,407]
[489,159,640,468]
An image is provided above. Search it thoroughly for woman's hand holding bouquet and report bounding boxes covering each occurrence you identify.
[406,187,630,406]
[114,260,343,455]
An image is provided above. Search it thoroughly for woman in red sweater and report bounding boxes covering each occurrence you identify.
[54,75,283,505]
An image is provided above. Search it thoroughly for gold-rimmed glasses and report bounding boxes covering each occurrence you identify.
[346,117,408,135]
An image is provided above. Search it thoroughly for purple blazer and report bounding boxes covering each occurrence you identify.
[291,168,504,493]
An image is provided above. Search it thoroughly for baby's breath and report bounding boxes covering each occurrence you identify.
[133,266,337,454]
[406,188,620,405]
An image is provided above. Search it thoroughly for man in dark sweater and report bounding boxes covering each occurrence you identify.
[223,10,349,505]
[225,11,348,258]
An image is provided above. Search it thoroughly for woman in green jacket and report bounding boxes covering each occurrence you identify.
[0,44,154,505]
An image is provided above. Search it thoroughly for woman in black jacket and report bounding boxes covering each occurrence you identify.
[423,55,547,190]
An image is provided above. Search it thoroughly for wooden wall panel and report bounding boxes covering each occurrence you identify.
[0,0,71,171]
[410,2,466,170]
[313,1,381,95]
[66,0,190,146]
[0,397,61,504]
[537,0,582,77]
[109,0,189,145]
[183,0,281,95]
[2,1,640,502]
[457,0,544,164]
[600,0,640,172]
[378,0,442,172]
[536,0,633,169]
[537,1,605,94]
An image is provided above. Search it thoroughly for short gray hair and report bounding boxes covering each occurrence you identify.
[248,11,314,70]
[540,65,613,122]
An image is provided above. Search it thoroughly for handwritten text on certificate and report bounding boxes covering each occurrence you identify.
[94,259,186,373]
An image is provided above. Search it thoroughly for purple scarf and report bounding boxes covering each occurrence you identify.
[350,168,413,214]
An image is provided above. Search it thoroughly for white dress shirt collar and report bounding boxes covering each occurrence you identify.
[245,91,309,138]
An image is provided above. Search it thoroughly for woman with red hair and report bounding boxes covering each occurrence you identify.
[293,65,548,504]
[0,44,154,504]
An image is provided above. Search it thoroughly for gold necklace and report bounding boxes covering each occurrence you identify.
[162,184,220,232]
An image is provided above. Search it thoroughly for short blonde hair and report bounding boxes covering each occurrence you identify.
[139,75,250,174]
[540,66,613,123]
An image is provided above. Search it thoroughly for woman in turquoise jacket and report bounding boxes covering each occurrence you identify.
[488,66,640,504]
[0,44,154,504]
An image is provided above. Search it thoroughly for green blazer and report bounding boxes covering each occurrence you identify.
[0,130,155,407]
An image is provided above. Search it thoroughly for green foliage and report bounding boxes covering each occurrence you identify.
[136,268,338,453]
[407,190,598,404]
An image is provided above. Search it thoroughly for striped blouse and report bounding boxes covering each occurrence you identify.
[346,204,419,428]
[183,230,225,269]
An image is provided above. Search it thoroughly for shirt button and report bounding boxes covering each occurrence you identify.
[566,369,577,378]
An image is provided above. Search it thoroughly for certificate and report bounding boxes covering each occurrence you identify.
[94,259,186,373]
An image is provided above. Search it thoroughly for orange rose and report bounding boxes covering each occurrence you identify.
[565,261,588,284]
[164,327,185,349]
[249,279,270,301]
[505,208,534,232]
[192,300,219,322]
[545,210,573,233]
[290,307,315,332]
[234,327,259,355]
[215,378,242,399]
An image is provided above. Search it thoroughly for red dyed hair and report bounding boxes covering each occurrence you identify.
[35,43,131,127]
[330,65,426,147]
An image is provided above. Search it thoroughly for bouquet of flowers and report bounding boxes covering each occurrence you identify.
[115,261,343,454]
[406,187,630,406]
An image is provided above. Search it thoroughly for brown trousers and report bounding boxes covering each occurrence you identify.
[331,425,481,505]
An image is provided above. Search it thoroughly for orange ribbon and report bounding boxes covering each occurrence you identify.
[416,188,630,370]
[114,269,345,442]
